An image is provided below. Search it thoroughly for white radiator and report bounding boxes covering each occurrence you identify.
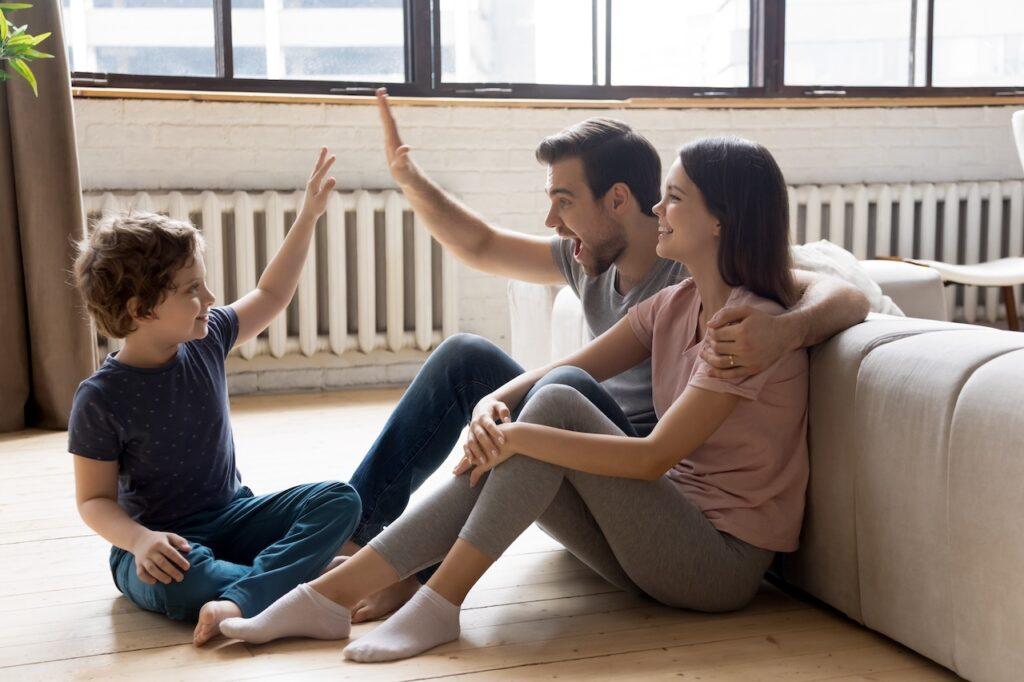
[787,180,1024,324]
[84,189,458,367]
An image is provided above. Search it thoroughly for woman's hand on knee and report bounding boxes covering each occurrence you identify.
[467,398,511,462]
[468,423,518,487]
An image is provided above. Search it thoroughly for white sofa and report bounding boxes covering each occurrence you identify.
[508,260,1024,682]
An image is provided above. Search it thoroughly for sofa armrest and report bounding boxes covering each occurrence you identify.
[507,280,561,370]
[860,259,947,321]
[550,286,589,360]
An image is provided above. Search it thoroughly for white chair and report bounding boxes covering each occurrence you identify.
[879,111,1024,331]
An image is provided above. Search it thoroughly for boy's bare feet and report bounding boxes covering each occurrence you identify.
[193,600,241,646]
[351,575,421,623]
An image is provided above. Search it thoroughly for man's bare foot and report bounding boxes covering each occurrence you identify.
[193,600,242,646]
[351,575,421,623]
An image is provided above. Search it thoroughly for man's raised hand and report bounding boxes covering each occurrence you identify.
[376,87,422,187]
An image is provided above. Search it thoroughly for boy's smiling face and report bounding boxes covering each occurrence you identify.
[132,251,217,345]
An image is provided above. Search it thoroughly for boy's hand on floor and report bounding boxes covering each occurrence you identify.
[297,147,337,222]
[131,530,192,585]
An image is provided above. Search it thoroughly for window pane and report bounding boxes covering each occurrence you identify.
[61,0,217,76]
[933,0,1024,86]
[785,0,918,86]
[440,0,594,85]
[232,0,404,81]
[610,0,749,87]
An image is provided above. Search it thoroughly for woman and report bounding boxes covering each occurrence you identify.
[220,136,810,663]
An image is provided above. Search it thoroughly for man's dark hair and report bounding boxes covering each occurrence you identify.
[679,136,796,308]
[535,118,661,217]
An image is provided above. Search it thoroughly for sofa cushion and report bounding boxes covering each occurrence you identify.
[947,348,1024,682]
[775,317,978,622]
[853,330,1024,671]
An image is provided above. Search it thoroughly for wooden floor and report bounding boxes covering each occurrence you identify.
[1,389,960,681]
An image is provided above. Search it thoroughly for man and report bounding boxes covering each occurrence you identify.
[336,88,869,622]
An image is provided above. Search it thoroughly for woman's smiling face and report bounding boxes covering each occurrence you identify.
[651,158,720,264]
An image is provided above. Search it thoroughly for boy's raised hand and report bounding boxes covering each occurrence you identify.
[298,147,337,222]
[376,87,422,187]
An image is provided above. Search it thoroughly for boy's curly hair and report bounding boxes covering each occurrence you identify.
[73,211,205,339]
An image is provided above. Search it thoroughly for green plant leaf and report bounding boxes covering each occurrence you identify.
[0,70,7,81]
[6,29,48,46]
[0,4,34,10]
[0,11,7,43]
[21,47,50,59]
[7,32,36,45]
[10,23,26,37]
[9,57,37,96]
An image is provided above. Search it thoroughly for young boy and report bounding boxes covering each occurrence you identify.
[68,148,359,646]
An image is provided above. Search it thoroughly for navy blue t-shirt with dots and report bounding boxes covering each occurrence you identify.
[68,306,243,530]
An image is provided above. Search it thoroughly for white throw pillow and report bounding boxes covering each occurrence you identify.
[791,240,904,316]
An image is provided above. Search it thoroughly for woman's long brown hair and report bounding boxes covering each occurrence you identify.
[679,136,796,308]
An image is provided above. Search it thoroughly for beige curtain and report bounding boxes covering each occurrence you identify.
[0,0,94,432]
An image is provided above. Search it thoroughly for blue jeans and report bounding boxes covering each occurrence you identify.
[348,333,641,581]
[110,481,360,620]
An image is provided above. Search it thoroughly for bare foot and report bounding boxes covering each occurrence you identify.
[193,600,242,646]
[351,575,421,623]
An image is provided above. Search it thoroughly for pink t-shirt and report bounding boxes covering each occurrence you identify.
[627,278,809,552]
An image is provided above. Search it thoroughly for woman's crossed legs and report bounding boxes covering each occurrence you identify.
[221,381,773,661]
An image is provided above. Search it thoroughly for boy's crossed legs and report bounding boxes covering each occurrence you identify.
[111,480,360,645]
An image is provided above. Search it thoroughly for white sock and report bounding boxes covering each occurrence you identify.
[342,585,460,662]
[219,583,351,644]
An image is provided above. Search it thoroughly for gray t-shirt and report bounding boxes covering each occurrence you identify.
[550,237,686,432]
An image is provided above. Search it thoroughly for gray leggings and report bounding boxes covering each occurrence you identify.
[368,383,775,612]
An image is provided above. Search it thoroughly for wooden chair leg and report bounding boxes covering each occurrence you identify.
[1002,286,1020,332]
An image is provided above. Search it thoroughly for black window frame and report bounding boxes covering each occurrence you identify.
[68,0,1024,100]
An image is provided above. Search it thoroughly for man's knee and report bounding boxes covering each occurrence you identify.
[430,333,503,369]
[416,333,508,387]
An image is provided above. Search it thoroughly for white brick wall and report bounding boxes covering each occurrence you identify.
[72,97,1024,351]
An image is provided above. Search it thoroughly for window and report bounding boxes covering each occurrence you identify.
[231,0,405,82]
[932,0,1024,87]
[439,0,594,86]
[785,0,923,87]
[610,0,749,88]
[61,0,1024,99]
[62,0,218,77]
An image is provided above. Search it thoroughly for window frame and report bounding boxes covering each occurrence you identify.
[66,0,1024,101]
